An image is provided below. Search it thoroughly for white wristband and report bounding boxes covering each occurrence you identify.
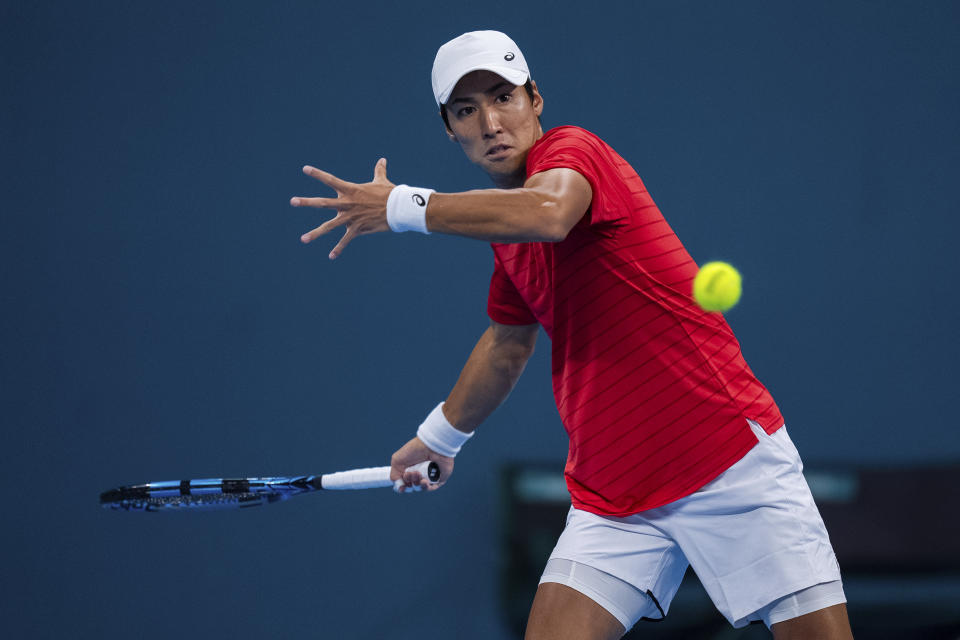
[416,402,473,458]
[386,184,434,234]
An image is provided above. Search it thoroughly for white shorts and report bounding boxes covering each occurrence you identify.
[539,419,845,630]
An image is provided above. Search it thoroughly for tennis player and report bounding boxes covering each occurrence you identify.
[291,30,853,640]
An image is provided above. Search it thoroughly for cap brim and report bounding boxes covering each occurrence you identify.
[437,65,530,105]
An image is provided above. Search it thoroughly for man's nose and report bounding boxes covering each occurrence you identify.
[480,107,501,138]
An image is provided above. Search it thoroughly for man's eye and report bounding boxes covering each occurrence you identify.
[497,93,512,103]
[458,106,475,117]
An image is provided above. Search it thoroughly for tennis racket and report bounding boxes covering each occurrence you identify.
[100,461,440,512]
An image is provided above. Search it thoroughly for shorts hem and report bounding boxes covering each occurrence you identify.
[539,573,635,631]
[766,592,848,627]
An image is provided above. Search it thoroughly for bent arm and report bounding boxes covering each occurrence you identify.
[442,320,539,433]
[426,168,592,243]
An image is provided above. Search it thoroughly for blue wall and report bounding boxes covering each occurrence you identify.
[3,1,958,638]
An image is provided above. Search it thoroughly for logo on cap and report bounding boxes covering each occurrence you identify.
[504,52,515,61]
[412,194,426,207]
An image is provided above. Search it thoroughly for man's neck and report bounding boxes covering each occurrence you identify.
[490,167,528,189]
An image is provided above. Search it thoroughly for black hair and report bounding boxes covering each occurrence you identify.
[440,79,538,131]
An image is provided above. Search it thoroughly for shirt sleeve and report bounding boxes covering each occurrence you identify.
[487,251,537,326]
[525,127,631,230]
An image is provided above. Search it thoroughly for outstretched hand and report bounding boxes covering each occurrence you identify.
[290,158,394,260]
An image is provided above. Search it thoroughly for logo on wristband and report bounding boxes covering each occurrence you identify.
[412,194,426,207]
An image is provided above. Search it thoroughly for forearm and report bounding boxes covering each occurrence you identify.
[426,189,570,243]
[442,325,536,432]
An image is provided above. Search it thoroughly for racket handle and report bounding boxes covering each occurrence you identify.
[392,460,441,493]
[320,461,440,491]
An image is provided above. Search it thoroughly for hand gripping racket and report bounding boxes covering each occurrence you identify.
[99,461,440,512]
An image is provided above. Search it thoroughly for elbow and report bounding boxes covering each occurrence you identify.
[495,342,536,379]
[499,354,532,381]
[536,199,575,242]
[540,219,571,243]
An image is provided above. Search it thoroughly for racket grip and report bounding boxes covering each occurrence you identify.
[392,460,440,493]
[320,461,440,491]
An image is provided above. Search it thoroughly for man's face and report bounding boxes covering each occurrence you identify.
[443,70,544,186]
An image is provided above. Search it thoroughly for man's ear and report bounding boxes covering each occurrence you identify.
[441,112,457,142]
[530,81,544,117]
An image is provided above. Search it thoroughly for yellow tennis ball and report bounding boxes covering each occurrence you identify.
[693,261,742,312]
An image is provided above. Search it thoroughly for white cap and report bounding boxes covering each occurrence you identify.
[431,30,531,106]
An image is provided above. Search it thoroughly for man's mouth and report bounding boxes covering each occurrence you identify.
[486,144,512,158]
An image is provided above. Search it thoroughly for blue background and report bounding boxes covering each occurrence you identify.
[3,1,958,638]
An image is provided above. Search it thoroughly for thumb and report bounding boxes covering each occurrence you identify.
[373,157,388,183]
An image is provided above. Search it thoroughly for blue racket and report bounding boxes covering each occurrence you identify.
[100,461,440,512]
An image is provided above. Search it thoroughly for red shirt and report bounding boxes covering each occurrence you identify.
[487,126,784,516]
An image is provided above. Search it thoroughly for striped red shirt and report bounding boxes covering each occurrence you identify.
[487,126,784,516]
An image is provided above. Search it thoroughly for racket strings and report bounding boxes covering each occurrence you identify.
[110,493,267,511]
